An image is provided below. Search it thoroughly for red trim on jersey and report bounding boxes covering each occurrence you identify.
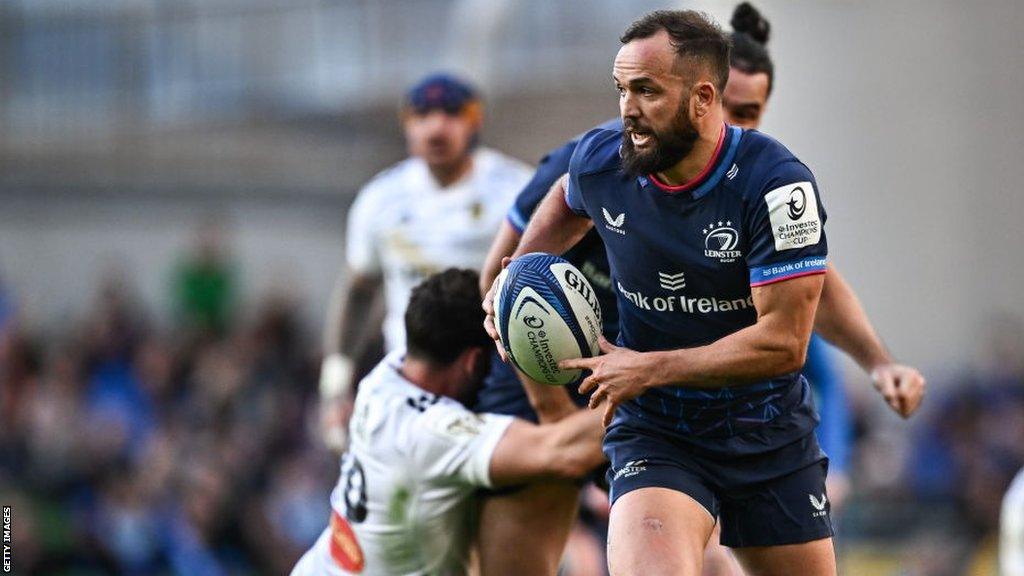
[647,123,726,193]
[749,269,827,288]
[329,510,366,572]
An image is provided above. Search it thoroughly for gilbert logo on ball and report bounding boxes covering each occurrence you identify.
[495,253,602,386]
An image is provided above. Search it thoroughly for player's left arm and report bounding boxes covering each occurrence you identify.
[815,263,925,418]
[564,274,823,425]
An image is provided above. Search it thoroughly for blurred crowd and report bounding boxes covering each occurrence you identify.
[0,238,337,576]
[0,239,1022,576]
[841,314,1024,575]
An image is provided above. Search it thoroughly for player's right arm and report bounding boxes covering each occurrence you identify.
[412,401,605,491]
[480,220,520,295]
[319,185,386,451]
[481,140,586,422]
[487,407,606,487]
[513,174,593,259]
[482,174,592,353]
[481,218,577,422]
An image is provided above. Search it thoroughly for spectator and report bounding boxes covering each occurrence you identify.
[173,219,237,336]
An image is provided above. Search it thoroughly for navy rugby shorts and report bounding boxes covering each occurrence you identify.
[604,398,833,547]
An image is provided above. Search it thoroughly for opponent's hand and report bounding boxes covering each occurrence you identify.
[870,362,926,418]
[319,396,354,454]
[559,337,656,427]
[319,354,355,453]
[482,257,512,362]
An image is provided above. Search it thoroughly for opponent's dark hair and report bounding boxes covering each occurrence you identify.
[405,268,491,365]
[620,10,731,93]
[729,2,774,96]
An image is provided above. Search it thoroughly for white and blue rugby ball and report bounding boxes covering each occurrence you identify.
[494,253,602,386]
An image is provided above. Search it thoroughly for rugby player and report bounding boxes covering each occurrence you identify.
[1002,467,1024,576]
[477,4,923,575]
[318,73,532,451]
[291,269,605,576]
[479,10,921,575]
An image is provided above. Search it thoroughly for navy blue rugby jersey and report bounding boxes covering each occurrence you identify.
[565,124,828,441]
[507,118,621,338]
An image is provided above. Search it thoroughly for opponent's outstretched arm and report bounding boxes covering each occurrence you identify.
[488,407,606,487]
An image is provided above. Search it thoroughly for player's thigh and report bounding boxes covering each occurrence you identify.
[731,537,836,576]
[477,480,581,576]
[608,487,715,576]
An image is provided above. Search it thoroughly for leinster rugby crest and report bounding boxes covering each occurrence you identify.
[702,221,742,263]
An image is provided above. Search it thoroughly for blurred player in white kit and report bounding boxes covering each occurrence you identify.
[291,269,605,576]
[319,73,532,449]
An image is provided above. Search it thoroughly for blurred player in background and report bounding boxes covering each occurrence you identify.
[477,4,923,575]
[318,74,532,451]
[1002,467,1024,576]
[291,269,605,576]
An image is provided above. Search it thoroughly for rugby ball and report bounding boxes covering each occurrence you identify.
[494,253,602,386]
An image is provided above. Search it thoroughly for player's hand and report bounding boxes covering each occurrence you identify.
[870,362,926,418]
[319,396,354,454]
[482,257,512,362]
[319,354,355,453]
[559,337,656,427]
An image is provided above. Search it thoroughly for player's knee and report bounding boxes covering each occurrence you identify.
[608,515,704,576]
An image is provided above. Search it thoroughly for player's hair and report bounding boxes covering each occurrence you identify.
[729,3,775,96]
[405,268,491,365]
[620,10,731,93]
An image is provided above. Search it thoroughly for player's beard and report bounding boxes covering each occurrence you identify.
[620,101,700,177]
[453,350,492,407]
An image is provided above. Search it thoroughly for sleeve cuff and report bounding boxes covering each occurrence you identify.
[506,209,527,234]
[472,414,515,488]
[563,184,588,217]
[749,255,828,287]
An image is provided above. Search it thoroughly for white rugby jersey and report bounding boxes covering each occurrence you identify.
[1003,468,1024,576]
[345,147,532,351]
[292,351,514,576]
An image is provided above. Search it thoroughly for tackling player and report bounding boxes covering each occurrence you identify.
[318,73,532,451]
[477,4,923,575]
[291,269,605,576]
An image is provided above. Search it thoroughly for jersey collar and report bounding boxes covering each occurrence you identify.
[639,124,741,199]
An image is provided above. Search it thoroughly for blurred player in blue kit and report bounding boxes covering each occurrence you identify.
[481,9,925,576]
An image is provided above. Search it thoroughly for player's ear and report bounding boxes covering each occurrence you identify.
[459,346,484,378]
[692,80,716,119]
